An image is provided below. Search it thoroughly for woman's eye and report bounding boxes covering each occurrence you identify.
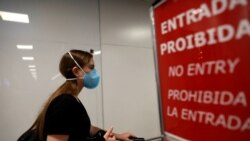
[89,65,95,69]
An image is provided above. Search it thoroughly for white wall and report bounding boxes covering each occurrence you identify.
[0,0,102,141]
[0,0,161,140]
[100,0,161,138]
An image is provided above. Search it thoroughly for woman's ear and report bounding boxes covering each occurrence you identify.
[72,66,81,77]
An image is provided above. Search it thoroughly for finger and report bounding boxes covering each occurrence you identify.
[128,132,136,137]
[111,135,116,140]
[103,127,113,138]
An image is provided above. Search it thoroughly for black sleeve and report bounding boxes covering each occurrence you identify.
[45,95,78,135]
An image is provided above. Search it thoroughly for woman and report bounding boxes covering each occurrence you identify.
[31,49,133,141]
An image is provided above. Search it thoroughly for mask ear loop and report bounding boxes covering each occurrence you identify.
[67,51,85,80]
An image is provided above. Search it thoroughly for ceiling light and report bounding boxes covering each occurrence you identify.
[22,57,34,60]
[17,45,33,50]
[0,11,29,23]
[31,73,37,80]
[31,72,37,75]
[93,50,101,55]
[28,65,36,68]
[29,68,36,72]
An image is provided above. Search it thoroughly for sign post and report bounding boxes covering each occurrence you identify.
[151,0,250,140]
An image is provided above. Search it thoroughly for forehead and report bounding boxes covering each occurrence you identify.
[88,58,94,64]
[85,58,95,69]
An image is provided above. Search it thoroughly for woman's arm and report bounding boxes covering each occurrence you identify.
[46,135,69,141]
[90,125,103,136]
[113,132,134,141]
[90,125,134,141]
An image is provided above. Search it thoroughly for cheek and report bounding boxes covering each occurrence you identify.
[79,71,85,77]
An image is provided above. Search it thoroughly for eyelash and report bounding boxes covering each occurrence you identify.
[89,66,95,69]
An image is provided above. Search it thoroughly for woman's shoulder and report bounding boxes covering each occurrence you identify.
[55,93,75,100]
[50,93,78,107]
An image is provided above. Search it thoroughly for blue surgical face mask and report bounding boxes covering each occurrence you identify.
[67,51,100,89]
[83,68,100,89]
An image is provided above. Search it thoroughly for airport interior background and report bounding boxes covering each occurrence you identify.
[2,0,249,141]
[0,0,161,141]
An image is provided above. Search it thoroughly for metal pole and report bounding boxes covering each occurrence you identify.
[149,1,167,140]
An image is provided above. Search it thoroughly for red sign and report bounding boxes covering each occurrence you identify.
[152,0,250,140]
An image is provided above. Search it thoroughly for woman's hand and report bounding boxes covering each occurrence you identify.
[103,127,116,141]
[114,132,135,141]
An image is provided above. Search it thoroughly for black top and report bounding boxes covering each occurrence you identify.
[44,94,91,141]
